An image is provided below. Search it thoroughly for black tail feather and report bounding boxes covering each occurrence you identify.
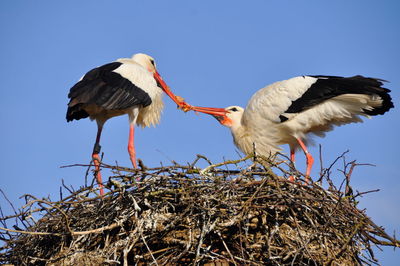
[292,75,395,116]
[66,104,89,122]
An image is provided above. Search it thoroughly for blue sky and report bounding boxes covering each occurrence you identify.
[1,0,399,263]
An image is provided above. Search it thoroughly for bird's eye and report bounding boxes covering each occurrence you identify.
[230,107,238,112]
[150,59,155,66]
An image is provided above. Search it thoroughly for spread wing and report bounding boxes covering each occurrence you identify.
[242,76,319,126]
[241,75,393,147]
[242,75,392,127]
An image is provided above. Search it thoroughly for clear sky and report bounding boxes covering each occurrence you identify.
[1,0,399,264]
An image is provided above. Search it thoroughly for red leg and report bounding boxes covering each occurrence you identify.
[296,138,314,184]
[290,148,296,162]
[92,124,104,195]
[288,147,296,182]
[127,124,138,169]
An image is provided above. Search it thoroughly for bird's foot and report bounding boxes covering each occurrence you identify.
[287,174,312,185]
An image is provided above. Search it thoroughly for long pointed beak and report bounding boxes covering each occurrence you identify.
[153,71,192,111]
[191,106,229,123]
[191,106,227,116]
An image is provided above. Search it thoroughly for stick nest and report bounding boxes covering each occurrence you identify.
[1,154,399,265]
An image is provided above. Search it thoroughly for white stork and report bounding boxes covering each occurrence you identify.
[67,53,190,195]
[190,75,394,182]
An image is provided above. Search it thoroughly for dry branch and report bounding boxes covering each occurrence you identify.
[0,154,398,265]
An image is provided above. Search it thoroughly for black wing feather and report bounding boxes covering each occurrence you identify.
[66,62,152,121]
[285,75,393,116]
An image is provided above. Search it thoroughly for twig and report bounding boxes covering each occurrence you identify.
[1,153,399,265]
[0,226,63,237]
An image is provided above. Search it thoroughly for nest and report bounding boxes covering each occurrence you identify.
[0,153,399,265]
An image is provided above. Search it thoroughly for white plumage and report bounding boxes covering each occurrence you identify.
[73,54,164,127]
[114,58,165,128]
[67,53,188,194]
[192,75,393,182]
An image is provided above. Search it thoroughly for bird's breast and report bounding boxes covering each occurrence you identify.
[231,121,282,157]
[136,92,164,128]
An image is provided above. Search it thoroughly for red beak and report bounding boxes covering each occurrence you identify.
[153,71,192,111]
[191,106,229,124]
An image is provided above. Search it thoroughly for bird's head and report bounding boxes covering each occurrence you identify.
[132,53,157,73]
[191,105,244,128]
[132,53,192,111]
[223,106,245,127]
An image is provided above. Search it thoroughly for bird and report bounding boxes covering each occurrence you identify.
[190,75,394,182]
[66,53,190,195]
